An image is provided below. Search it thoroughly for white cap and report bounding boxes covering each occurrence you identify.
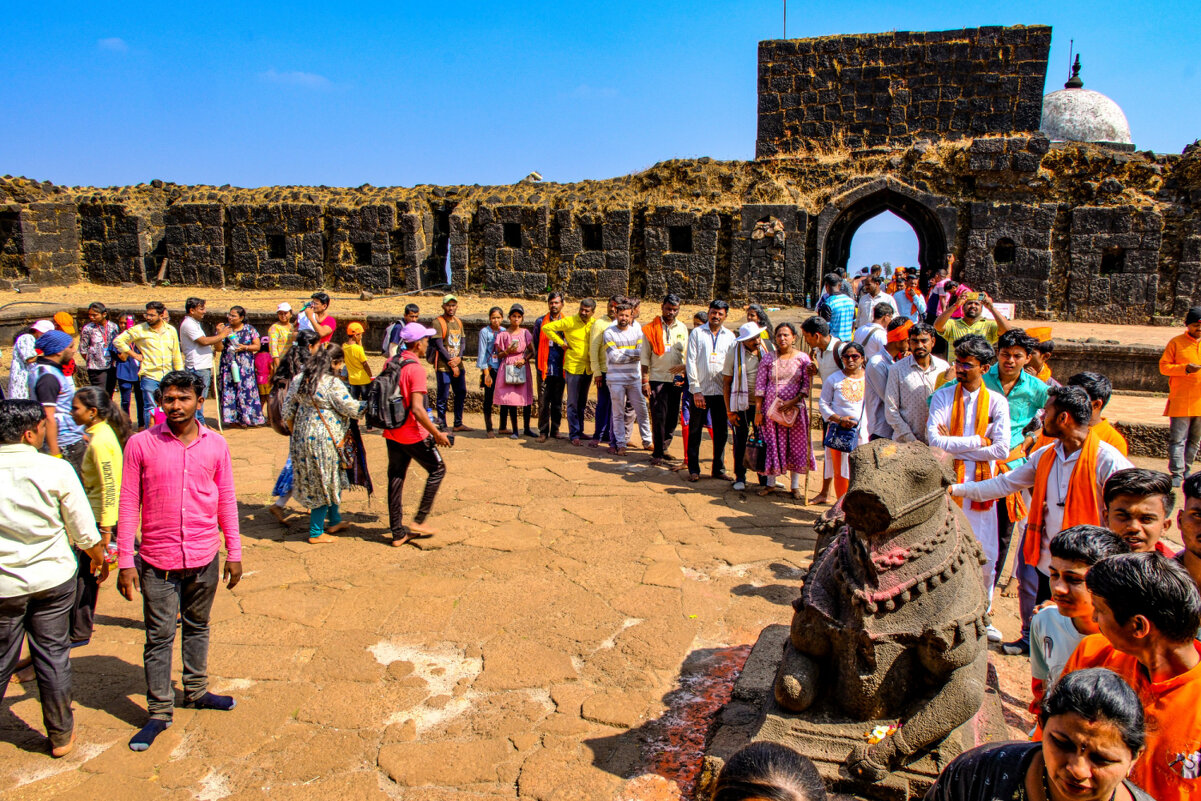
[277,302,292,312]
[737,322,765,342]
[31,319,54,334]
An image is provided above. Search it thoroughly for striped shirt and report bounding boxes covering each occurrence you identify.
[822,294,856,342]
[113,322,184,381]
[603,323,643,382]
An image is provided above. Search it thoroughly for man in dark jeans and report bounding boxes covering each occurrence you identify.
[0,399,107,758]
[533,292,566,442]
[384,324,452,547]
[431,295,471,432]
[117,371,243,752]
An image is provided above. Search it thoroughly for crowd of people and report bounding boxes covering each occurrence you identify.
[2,268,1201,801]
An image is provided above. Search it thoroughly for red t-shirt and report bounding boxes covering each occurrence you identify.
[382,353,429,445]
[301,314,336,344]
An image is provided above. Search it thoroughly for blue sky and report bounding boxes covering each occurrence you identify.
[3,2,1196,267]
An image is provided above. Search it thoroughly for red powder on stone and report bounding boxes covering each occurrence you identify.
[641,644,753,799]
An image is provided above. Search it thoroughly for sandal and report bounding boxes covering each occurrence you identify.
[687,473,700,482]
[757,487,777,497]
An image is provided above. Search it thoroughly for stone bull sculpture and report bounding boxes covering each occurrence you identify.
[773,439,992,783]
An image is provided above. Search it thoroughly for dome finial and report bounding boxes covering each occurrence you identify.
[1065,53,1083,89]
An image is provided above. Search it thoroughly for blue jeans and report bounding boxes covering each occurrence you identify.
[140,376,161,424]
[435,370,466,428]
[592,375,611,442]
[309,504,342,538]
[192,368,212,423]
[120,378,147,428]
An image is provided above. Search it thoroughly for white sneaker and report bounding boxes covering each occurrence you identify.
[732,481,746,491]
[986,624,1004,643]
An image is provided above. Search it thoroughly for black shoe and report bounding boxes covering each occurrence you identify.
[1001,639,1029,656]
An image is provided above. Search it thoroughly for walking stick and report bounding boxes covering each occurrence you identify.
[212,365,224,433]
[806,384,816,506]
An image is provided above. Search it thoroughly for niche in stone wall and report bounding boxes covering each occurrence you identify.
[0,210,24,280]
[581,223,603,252]
[668,225,693,254]
[503,223,522,249]
[1099,246,1125,275]
[993,238,1016,265]
[268,234,286,259]
[353,242,372,266]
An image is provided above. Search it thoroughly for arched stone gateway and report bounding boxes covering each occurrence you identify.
[816,177,957,292]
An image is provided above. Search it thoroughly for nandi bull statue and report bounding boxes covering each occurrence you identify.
[761,438,1002,797]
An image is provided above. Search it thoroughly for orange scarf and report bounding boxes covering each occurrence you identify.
[1036,364,1052,381]
[536,313,557,374]
[998,445,1030,521]
[1022,431,1102,567]
[643,316,666,357]
[950,384,995,511]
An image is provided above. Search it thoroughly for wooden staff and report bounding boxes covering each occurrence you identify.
[212,364,223,433]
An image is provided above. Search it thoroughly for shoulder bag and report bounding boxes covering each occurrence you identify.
[822,421,857,453]
[312,394,355,470]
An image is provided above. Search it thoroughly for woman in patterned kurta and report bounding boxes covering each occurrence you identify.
[754,323,815,499]
[282,344,365,542]
[493,304,535,438]
[8,326,42,399]
[217,305,266,427]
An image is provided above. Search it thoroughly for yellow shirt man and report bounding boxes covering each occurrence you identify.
[542,314,595,375]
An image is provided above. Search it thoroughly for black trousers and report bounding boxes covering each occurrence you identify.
[71,547,100,644]
[687,393,728,476]
[537,372,566,437]
[501,405,533,434]
[87,367,117,396]
[386,437,446,538]
[0,577,76,747]
[649,381,683,458]
[480,368,498,432]
[138,556,220,721]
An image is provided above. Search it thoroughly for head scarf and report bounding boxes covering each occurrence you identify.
[35,330,73,356]
[886,320,912,343]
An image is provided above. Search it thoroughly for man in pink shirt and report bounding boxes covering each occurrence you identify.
[116,370,243,751]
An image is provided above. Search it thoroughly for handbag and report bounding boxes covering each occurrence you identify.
[743,425,767,473]
[767,397,799,428]
[504,362,527,385]
[822,420,857,453]
[314,401,355,470]
[267,379,291,436]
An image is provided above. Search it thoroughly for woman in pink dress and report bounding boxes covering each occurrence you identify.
[493,304,535,439]
[754,323,815,500]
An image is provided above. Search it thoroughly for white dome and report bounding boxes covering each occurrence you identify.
[1041,87,1132,145]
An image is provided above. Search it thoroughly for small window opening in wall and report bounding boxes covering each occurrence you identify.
[668,225,693,254]
[503,223,523,249]
[267,234,286,259]
[581,223,604,252]
[353,242,372,266]
[1099,246,1126,275]
[993,238,1016,264]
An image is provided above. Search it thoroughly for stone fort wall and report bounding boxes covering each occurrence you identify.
[1,25,1198,324]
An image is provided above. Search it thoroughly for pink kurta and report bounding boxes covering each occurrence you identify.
[494,328,534,407]
[755,351,816,475]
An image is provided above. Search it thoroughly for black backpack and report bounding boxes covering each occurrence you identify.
[365,358,411,430]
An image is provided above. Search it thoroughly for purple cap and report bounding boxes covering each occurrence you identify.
[400,322,438,343]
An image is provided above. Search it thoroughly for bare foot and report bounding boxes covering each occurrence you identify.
[267,505,290,526]
[810,494,831,505]
[407,521,438,537]
[326,521,349,534]
[535,435,548,443]
[308,534,337,544]
[486,431,497,439]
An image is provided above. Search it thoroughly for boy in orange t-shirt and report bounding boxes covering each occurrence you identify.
[1050,552,1201,801]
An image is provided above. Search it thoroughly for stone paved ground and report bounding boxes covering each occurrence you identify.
[0,414,833,800]
[0,403,1180,800]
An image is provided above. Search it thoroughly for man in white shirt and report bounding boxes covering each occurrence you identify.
[801,315,844,503]
[885,323,949,444]
[951,385,1133,654]
[927,335,1011,610]
[855,273,899,329]
[0,399,107,758]
[179,298,229,421]
[865,318,911,440]
[853,302,894,361]
[685,300,736,481]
